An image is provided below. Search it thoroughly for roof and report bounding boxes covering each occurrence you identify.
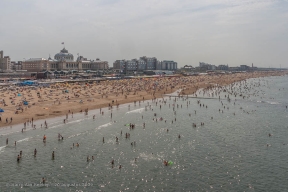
[54,48,74,61]
[25,58,47,61]
[47,56,58,62]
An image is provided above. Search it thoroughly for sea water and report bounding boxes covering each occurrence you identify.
[0,75,288,192]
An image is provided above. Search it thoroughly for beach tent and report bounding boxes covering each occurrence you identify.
[20,81,35,86]
[23,101,28,105]
[18,93,21,96]
[0,108,4,112]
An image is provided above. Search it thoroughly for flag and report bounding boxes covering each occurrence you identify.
[61,42,64,44]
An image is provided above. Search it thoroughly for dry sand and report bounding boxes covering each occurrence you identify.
[0,71,286,128]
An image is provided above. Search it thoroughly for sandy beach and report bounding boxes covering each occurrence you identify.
[0,71,286,128]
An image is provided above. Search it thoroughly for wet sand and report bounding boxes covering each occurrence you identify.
[0,71,286,128]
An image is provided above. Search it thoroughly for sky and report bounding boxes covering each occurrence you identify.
[0,0,287,68]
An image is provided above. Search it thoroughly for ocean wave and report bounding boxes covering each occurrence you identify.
[96,122,112,130]
[68,132,83,139]
[48,119,85,129]
[126,108,145,114]
[139,152,163,161]
[17,137,30,143]
[67,119,85,124]
[0,145,5,150]
[256,100,280,105]
[266,101,280,105]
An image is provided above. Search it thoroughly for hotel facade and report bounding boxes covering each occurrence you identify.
[113,56,177,73]
[22,48,109,72]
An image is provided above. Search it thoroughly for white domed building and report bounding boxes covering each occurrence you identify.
[54,48,74,62]
[22,46,109,72]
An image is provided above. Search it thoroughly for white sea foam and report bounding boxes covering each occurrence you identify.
[66,119,85,124]
[68,132,83,139]
[126,108,145,114]
[257,100,280,105]
[266,101,280,105]
[139,152,163,161]
[43,118,85,129]
[48,124,63,129]
[96,122,112,130]
[17,137,30,143]
[0,145,5,151]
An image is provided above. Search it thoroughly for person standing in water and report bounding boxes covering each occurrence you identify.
[43,135,46,142]
[17,155,20,162]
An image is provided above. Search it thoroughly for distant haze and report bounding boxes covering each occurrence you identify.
[0,0,287,68]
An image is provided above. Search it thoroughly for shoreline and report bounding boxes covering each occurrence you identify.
[0,71,287,129]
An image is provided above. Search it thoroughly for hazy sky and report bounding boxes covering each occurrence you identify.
[0,0,287,68]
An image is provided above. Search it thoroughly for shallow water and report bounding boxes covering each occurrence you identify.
[0,75,288,191]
